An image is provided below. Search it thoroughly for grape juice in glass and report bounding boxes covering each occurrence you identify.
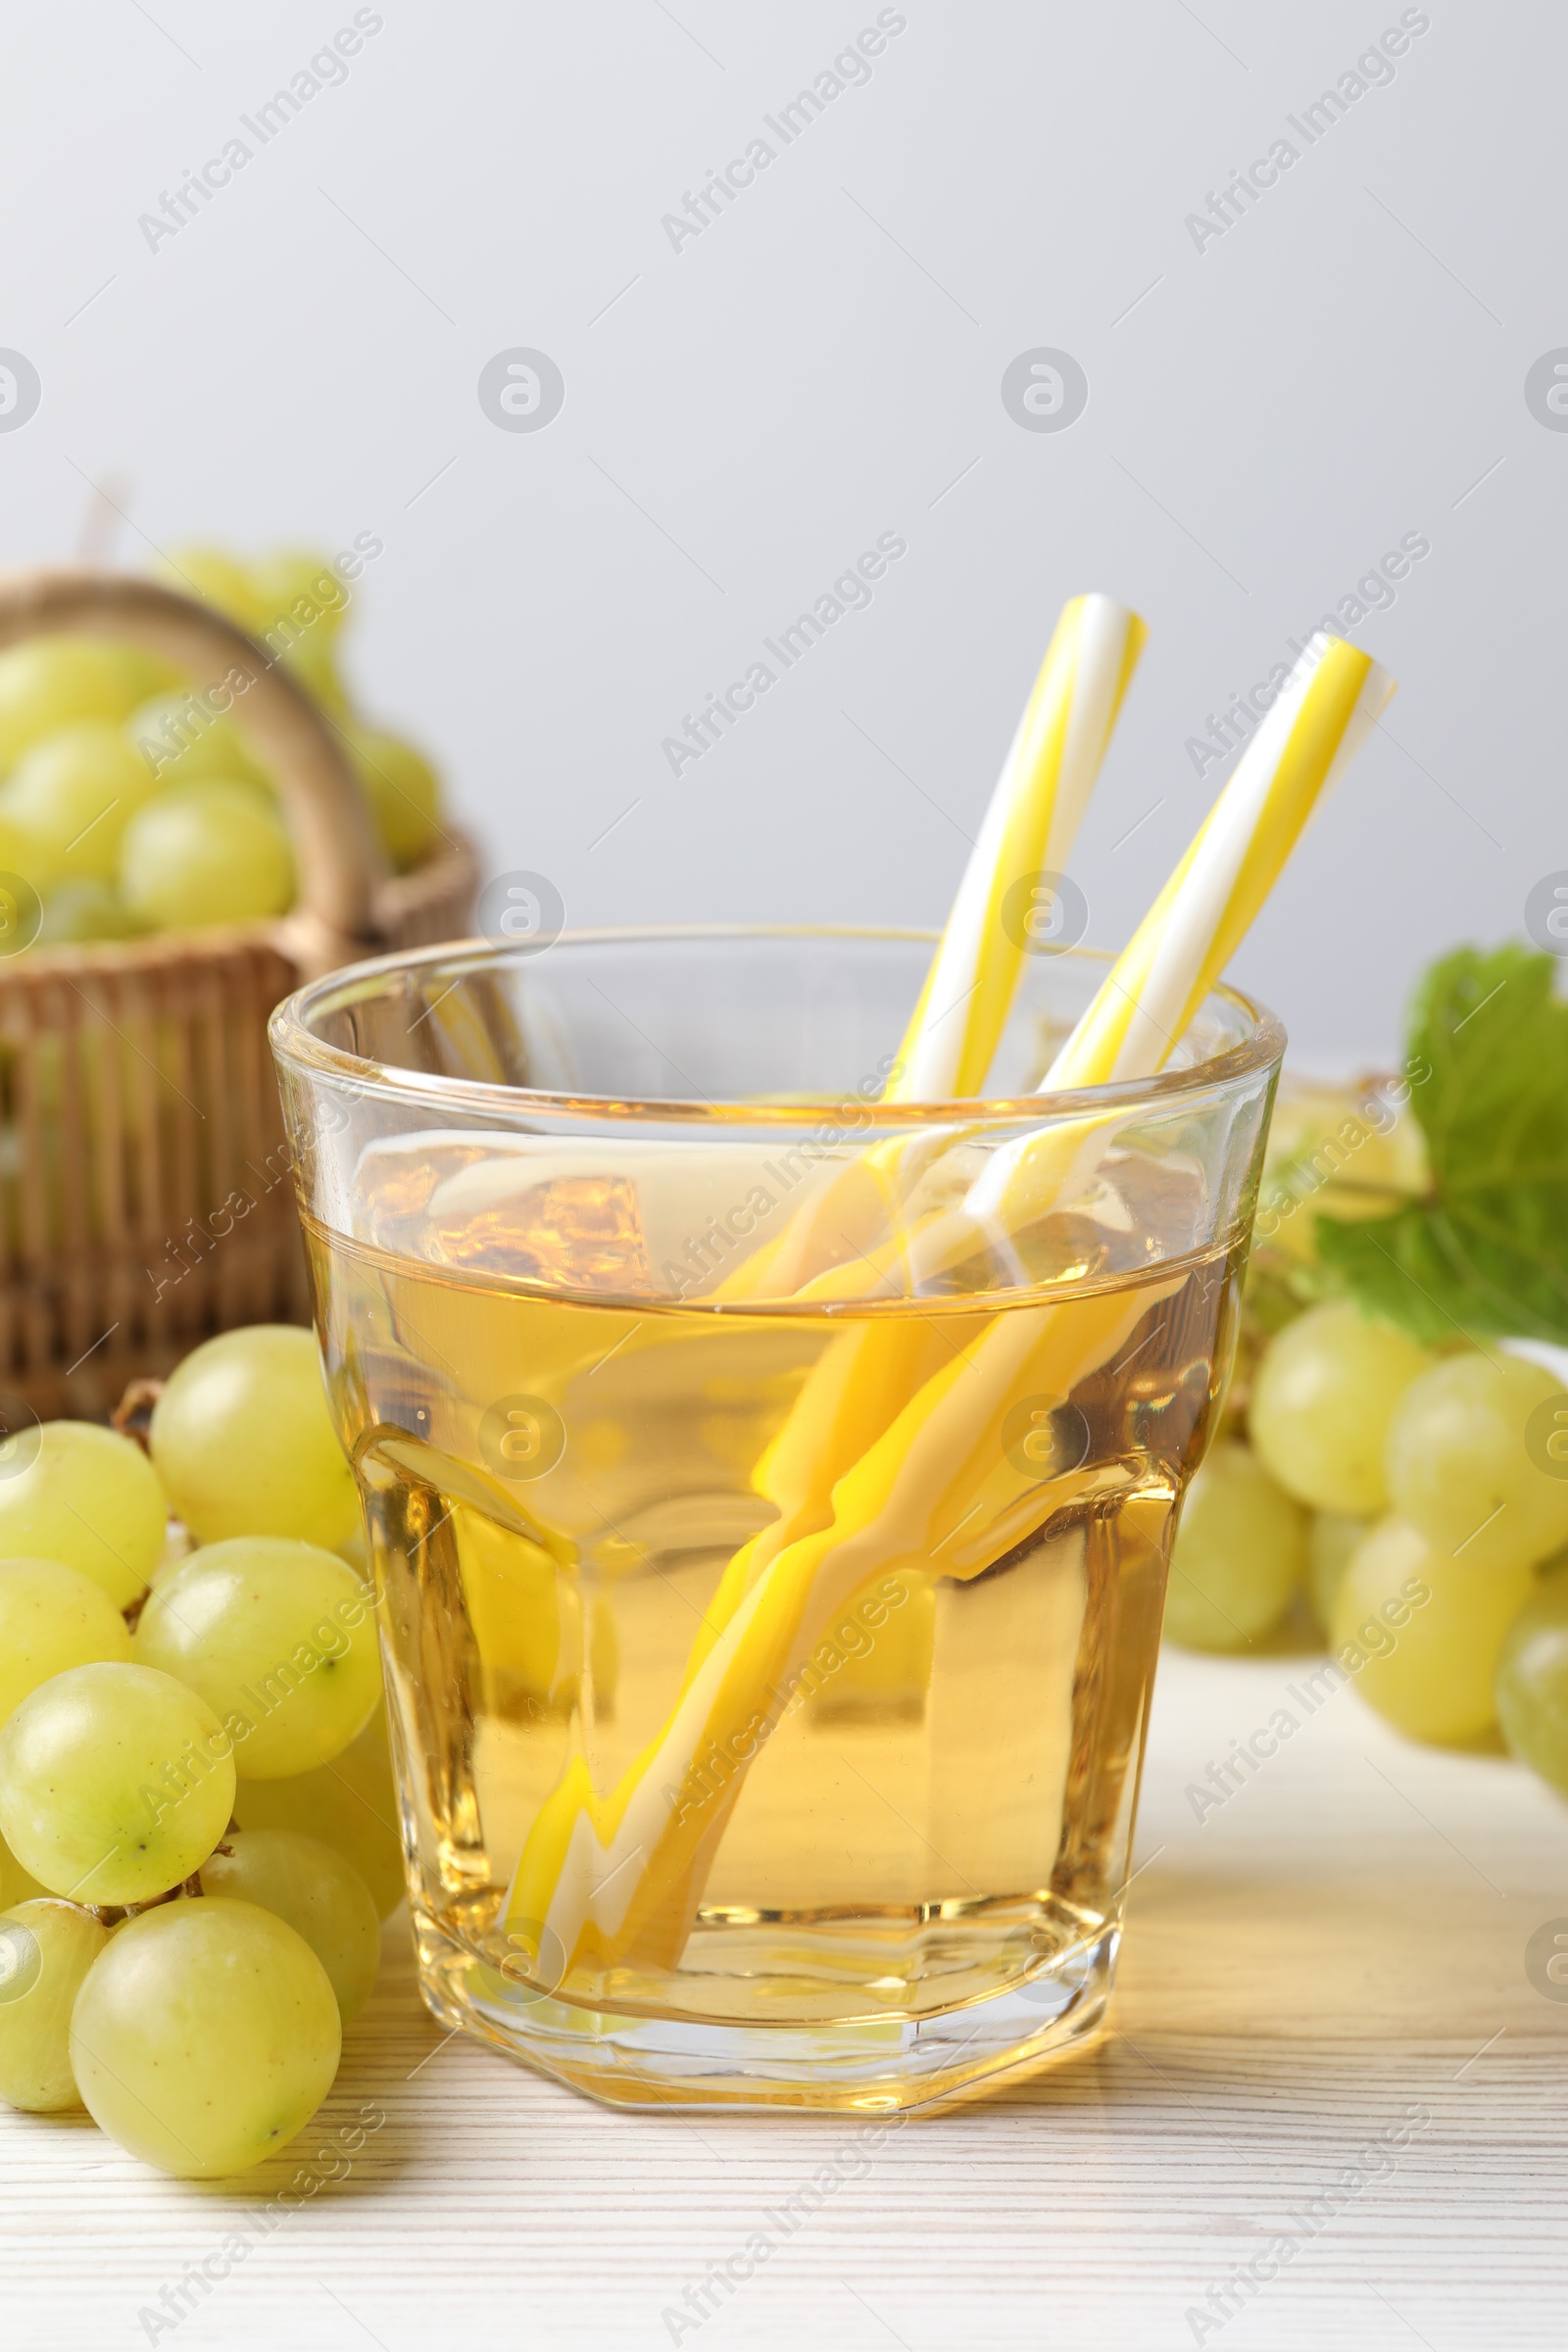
[271,929,1282,2112]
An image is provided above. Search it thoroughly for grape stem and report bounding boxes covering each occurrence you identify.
[110,1376,165,1455]
[95,1841,233,1922]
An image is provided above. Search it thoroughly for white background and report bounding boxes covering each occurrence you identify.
[1,0,1559,1066]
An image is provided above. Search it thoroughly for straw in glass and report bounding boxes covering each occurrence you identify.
[718,593,1145,1302]
[502,634,1394,1980]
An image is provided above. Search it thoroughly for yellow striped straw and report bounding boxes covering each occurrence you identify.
[785,631,1395,1300]
[720,593,1145,1301]
[952,631,1394,1256]
[621,595,1143,1701]
[1042,630,1392,1093]
[500,632,1395,1983]
[893,593,1146,1101]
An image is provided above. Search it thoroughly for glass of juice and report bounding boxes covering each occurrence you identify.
[271,928,1283,2113]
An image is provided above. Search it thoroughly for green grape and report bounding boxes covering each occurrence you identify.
[277,629,348,716]
[119,781,293,931]
[70,1895,340,2177]
[0,638,148,770]
[200,1828,378,2021]
[1331,1517,1535,1743]
[0,1662,235,1904]
[0,1898,108,2111]
[34,878,143,945]
[157,547,264,634]
[128,690,273,794]
[0,1554,132,1730]
[345,724,443,871]
[97,642,182,707]
[252,550,350,643]
[134,1538,380,1780]
[0,722,159,880]
[1385,1352,1568,1575]
[1258,1082,1430,1266]
[0,808,59,906]
[0,1421,168,1608]
[232,1707,404,1919]
[1250,1300,1430,1516]
[150,1324,358,1549]
[0,1830,42,1908]
[1495,1571,1568,1793]
[1164,1441,1307,1651]
[1308,1513,1369,1634]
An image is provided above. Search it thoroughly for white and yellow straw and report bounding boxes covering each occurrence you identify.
[717,593,1144,1302]
[500,632,1394,1984]
[1040,630,1391,1094]
[925,629,1396,1273]
[894,592,1145,1101]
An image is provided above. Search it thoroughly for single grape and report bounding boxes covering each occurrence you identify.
[0,1554,132,1730]
[1495,1571,1568,1793]
[0,638,147,769]
[0,1898,109,2111]
[1164,1440,1307,1651]
[150,1324,358,1549]
[276,629,348,715]
[0,1830,42,1908]
[0,722,159,880]
[345,724,443,871]
[134,1538,380,1780]
[34,878,143,945]
[1385,1352,1568,1575]
[0,1662,235,1904]
[71,1896,340,2177]
[232,1707,404,1919]
[1331,1517,1536,1743]
[251,551,350,643]
[0,808,59,907]
[127,691,273,795]
[200,1828,378,2021]
[1257,1083,1429,1265]
[1308,1513,1369,1635]
[97,642,182,708]
[1250,1300,1430,1516]
[0,1422,168,1609]
[119,780,293,931]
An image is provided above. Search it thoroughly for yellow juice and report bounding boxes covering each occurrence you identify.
[308,1145,1239,2049]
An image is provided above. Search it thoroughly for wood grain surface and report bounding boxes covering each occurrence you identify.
[5,1639,1565,2351]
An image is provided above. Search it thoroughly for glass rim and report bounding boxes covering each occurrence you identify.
[270,923,1287,1125]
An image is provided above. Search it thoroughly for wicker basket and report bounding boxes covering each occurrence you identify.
[0,567,478,1418]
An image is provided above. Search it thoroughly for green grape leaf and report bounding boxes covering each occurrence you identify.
[1315,945,1568,1346]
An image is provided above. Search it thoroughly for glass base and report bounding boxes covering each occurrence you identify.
[413,1908,1118,2114]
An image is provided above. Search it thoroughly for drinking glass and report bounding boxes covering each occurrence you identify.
[271,928,1283,2113]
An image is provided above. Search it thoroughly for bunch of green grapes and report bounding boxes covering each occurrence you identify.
[0,543,445,951]
[1165,1093,1568,1788]
[0,1324,405,2177]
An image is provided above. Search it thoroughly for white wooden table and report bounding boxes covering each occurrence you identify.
[7,1639,1566,2351]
